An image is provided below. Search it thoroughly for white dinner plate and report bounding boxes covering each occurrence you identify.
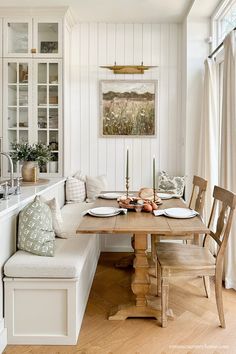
[88,209,120,217]
[157,193,174,200]
[164,208,198,219]
[99,193,121,200]
[89,207,118,216]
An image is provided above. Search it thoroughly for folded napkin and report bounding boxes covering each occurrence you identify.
[82,208,127,216]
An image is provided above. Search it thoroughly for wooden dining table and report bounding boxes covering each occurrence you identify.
[76,196,210,321]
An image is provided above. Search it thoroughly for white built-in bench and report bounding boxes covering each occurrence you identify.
[3,203,100,345]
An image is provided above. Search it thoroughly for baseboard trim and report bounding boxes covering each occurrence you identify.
[0,324,7,354]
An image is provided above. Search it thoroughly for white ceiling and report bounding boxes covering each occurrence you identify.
[0,0,221,23]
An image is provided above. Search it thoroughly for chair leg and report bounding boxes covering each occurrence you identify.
[161,277,169,328]
[157,261,161,297]
[215,266,226,328]
[203,276,211,298]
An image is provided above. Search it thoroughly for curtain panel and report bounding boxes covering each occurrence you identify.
[220,31,236,290]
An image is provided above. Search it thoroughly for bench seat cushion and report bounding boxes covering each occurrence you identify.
[4,236,96,279]
[60,203,94,237]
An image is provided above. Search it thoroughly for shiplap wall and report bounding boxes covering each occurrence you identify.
[70,23,183,190]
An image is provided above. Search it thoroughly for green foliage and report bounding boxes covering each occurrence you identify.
[10,143,52,166]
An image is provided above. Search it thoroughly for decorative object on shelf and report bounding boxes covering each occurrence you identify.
[40,41,58,54]
[100,62,157,74]
[100,80,157,137]
[10,142,52,182]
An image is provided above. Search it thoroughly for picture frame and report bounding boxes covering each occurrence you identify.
[100,80,157,137]
[40,41,58,53]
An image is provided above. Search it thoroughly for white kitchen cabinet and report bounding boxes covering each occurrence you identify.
[3,17,62,58]
[2,58,62,176]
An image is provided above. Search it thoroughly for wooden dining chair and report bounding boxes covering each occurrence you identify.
[156,185,236,328]
[151,175,208,263]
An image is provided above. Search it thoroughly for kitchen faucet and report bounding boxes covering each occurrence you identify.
[0,152,15,188]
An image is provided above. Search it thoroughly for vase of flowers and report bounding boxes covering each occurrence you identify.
[10,143,52,182]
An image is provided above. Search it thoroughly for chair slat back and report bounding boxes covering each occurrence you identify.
[189,175,208,217]
[204,186,236,264]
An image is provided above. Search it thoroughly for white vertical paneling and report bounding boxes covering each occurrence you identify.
[159,24,169,173]
[70,24,81,174]
[89,23,98,176]
[70,22,183,191]
[98,23,107,176]
[80,23,90,174]
[168,24,178,174]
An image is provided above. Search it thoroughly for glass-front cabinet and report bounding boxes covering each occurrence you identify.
[3,58,62,176]
[4,18,62,58]
[35,60,61,174]
[3,59,32,174]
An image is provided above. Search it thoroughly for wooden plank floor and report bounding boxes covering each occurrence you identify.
[4,252,236,354]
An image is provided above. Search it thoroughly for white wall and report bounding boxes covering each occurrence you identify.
[184,18,210,198]
[70,23,184,190]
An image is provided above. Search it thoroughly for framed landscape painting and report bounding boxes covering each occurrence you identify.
[100,80,157,137]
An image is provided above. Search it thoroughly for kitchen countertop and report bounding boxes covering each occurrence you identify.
[0,177,66,219]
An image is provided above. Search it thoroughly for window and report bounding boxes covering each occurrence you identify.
[212,0,236,46]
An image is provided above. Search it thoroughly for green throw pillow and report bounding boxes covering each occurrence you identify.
[18,196,55,257]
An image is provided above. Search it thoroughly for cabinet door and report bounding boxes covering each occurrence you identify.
[34,59,62,175]
[3,18,32,57]
[33,19,62,58]
[3,59,33,176]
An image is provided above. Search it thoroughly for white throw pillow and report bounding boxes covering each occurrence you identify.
[86,175,108,202]
[40,197,67,239]
[66,177,86,203]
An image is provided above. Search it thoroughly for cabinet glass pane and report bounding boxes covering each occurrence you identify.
[19,86,28,106]
[49,108,58,129]
[38,63,47,83]
[19,63,28,83]
[8,107,17,128]
[49,131,58,150]
[8,63,17,83]
[19,130,28,143]
[38,130,47,145]
[8,85,17,106]
[49,153,58,173]
[49,86,58,105]
[38,85,47,105]
[38,23,58,54]
[8,130,17,150]
[19,108,28,128]
[38,108,47,129]
[49,63,58,83]
[8,23,28,54]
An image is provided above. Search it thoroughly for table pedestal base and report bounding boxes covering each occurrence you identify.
[109,302,160,320]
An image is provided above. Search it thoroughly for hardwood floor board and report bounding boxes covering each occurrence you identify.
[4,252,236,354]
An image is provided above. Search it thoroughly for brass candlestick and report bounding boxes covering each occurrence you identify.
[126,177,130,198]
[153,188,156,203]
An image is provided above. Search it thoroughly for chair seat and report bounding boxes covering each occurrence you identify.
[156,242,216,272]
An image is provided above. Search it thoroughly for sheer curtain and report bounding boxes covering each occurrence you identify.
[198,59,218,222]
[219,31,236,290]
